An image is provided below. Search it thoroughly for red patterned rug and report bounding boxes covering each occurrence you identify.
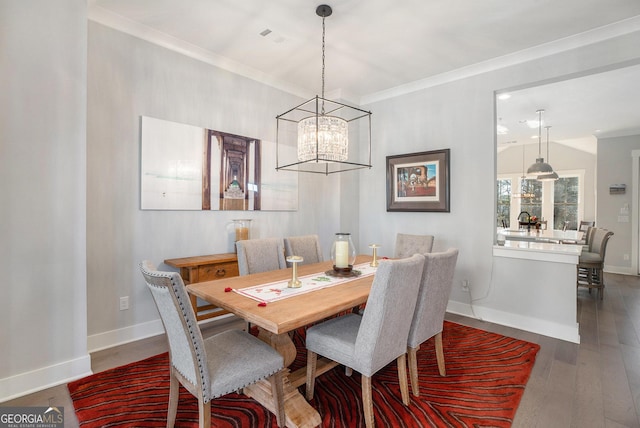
[68,321,539,427]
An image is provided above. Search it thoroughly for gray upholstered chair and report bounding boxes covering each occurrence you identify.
[577,228,614,299]
[140,261,286,427]
[580,222,595,246]
[236,238,287,276]
[283,234,323,266]
[305,254,425,428]
[407,248,459,396]
[563,221,595,245]
[394,233,434,258]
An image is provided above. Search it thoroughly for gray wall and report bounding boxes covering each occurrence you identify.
[0,0,89,396]
[359,32,640,308]
[86,22,348,343]
[596,134,640,272]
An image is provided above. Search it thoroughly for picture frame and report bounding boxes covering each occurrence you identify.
[386,149,450,212]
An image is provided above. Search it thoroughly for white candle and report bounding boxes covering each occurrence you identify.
[235,227,249,242]
[335,241,349,268]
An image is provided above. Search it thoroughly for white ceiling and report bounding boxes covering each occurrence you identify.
[497,64,640,155]
[88,0,640,149]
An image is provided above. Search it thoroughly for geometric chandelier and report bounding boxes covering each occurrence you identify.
[275,4,372,175]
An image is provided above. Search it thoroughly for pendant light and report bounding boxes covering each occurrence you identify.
[275,4,372,175]
[513,144,535,198]
[537,125,559,181]
[526,109,554,177]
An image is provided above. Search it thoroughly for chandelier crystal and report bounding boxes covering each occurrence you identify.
[297,115,348,162]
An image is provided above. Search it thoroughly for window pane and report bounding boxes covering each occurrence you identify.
[554,177,579,229]
[497,179,511,227]
[520,179,542,221]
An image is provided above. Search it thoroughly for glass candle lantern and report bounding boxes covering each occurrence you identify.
[233,219,252,247]
[331,233,356,274]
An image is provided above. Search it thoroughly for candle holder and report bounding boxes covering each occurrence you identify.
[331,232,356,274]
[369,244,380,267]
[232,219,252,251]
[286,256,303,288]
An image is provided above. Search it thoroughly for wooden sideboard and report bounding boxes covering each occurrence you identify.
[164,253,239,321]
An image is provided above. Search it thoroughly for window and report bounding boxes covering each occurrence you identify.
[519,179,542,221]
[497,179,511,227]
[497,171,583,231]
[554,177,579,229]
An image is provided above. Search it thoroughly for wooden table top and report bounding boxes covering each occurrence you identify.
[188,255,374,335]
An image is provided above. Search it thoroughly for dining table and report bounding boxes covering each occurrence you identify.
[187,254,375,428]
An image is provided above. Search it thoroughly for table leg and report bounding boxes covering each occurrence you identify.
[243,328,322,428]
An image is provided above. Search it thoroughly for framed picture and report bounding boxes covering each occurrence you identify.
[386,149,450,212]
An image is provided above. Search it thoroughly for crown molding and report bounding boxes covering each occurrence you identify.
[88,5,313,100]
[88,5,640,107]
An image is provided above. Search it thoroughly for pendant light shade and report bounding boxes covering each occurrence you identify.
[537,171,559,181]
[275,4,372,175]
[527,158,554,175]
[526,109,554,176]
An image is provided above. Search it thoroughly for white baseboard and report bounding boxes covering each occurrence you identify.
[87,313,235,353]
[446,300,476,318]
[87,319,165,353]
[604,264,637,276]
[446,300,580,343]
[0,354,92,402]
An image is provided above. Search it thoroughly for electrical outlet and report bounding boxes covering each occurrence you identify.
[461,280,470,291]
[624,254,630,261]
[119,296,129,311]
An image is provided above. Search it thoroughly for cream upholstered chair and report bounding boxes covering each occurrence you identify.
[305,254,425,428]
[140,261,286,427]
[283,234,323,266]
[406,248,459,396]
[577,228,614,299]
[394,233,434,258]
[236,238,287,275]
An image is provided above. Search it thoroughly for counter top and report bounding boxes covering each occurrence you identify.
[493,240,582,264]
[497,228,582,243]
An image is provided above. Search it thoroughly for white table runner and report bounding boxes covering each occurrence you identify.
[233,262,377,303]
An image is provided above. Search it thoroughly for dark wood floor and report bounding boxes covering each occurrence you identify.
[3,273,639,427]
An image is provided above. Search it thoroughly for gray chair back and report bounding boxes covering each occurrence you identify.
[140,260,210,399]
[407,249,459,349]
[394,233,434,258]
[236,238,287,275]
[354,254,425,376]
[579,221,595,232]
[588,228,614,259]
[284,234,323,266]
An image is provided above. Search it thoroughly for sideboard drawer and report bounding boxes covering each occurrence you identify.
[199,262,239,281]
[164,253,239,322]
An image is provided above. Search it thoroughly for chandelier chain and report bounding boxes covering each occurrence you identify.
[321,14,326,114]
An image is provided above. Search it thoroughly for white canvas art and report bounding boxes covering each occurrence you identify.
[141,116,204,210]
[140,116,298,211]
